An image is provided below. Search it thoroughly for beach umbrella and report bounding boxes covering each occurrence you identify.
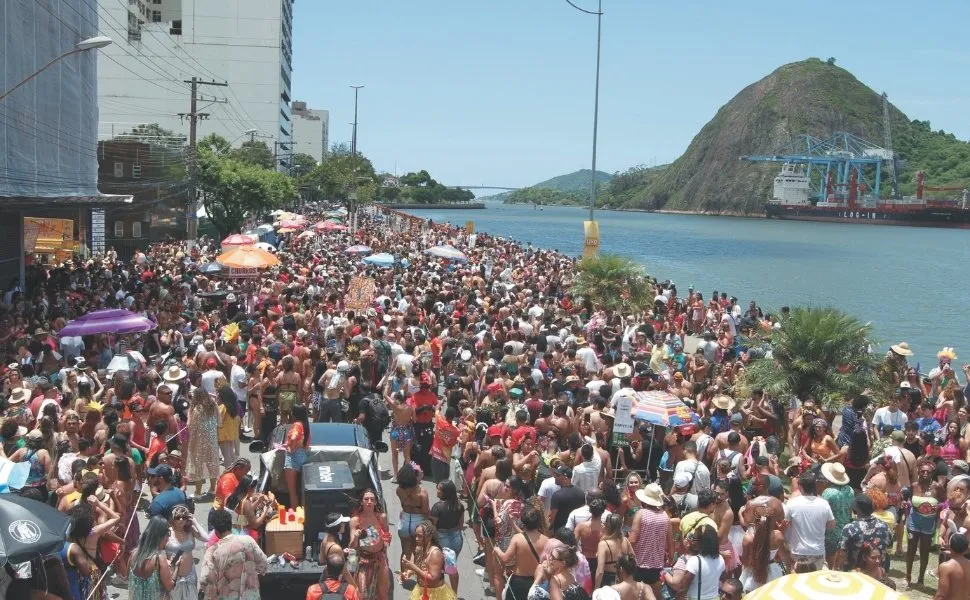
[221,233,255,247]
[632,391,699,427]
[297,231,315,240]
[744,572,903,600]
[425,245,467,262]
[314,220,347,232]
[0,495,71,567]
[363,253,396,268]
[57,309,156,337]
[216,246,280,268]
[255,224,274,234]
[345,245,372,255]
[276,219,304,230]
[254,242,277,252]
[0,458,31,494]
[200,261,222,274]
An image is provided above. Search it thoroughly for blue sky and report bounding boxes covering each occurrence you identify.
[291,0,970,191]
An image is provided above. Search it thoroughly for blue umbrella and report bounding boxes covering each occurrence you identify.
[200,261,222,274]
[362,253,395,268]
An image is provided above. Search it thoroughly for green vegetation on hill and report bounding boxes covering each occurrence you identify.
[503,169,612,205]
[611,58,970,213]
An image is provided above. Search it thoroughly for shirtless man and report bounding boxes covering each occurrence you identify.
[936,533,970,600]
[585,397,612,440]
[708,413,749,463]
[942,478,970,557]
[550,402,573,439]
[147,386,178,441]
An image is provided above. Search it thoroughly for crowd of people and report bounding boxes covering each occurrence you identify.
[0,204,968,600]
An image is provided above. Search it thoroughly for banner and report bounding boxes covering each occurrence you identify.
[344,276,376,313]
[613,393,635,434]
[583,220,600,258]
[223,267,260,279]
[465,220,474,234]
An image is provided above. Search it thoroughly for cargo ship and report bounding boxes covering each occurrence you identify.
[764,164,970,228]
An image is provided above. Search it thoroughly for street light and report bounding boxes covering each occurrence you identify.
[349,85,364,234]
[0,36,113,102]
[564,0,602,257]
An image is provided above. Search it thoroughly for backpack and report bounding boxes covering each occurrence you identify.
[320,582,348,600]
[368,396,391,433]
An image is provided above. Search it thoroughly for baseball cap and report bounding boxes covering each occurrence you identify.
[486,423,507,439]
[730,413,743,424]
[673,473,692,489]
[147,464,174,479]
[890,430,905,442]
[552,464,573,479]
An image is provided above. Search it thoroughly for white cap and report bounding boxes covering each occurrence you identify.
[337,361,349,372]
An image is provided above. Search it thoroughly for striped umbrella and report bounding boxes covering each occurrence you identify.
[632,390,699,427]
[744,572,903,600]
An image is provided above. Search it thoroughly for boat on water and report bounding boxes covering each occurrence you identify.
[764,164,970,228]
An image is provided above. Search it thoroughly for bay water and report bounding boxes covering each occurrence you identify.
[404,202,970,369]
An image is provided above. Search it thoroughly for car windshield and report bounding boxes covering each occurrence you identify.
[308,424,366,447]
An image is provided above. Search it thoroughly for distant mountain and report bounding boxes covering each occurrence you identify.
[501,169,613,205]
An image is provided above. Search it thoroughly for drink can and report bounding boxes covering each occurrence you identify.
[346,549,359,573]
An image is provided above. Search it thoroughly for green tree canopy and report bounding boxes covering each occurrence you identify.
[196,134,297,236]
[289,153,317,179]
[302,150,377,204]
[743,307,886,411]
[570,253,653,313]
[231,140,275,170]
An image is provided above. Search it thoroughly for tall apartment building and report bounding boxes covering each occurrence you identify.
[291,101,329,163]
[97,0,295,160]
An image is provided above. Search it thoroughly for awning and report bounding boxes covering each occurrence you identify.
[0,194,133,208]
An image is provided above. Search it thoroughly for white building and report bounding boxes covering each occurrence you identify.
[97,0,295,159]
[291,101,329,163]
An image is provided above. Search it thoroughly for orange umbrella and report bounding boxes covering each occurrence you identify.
[215,246,280,269]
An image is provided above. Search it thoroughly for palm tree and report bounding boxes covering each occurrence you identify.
[744,307,884,411]
[569,253,653,314]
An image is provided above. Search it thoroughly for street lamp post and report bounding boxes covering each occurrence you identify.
[0,36,113,102]
[564,0,602,257]
[349,85,364,234]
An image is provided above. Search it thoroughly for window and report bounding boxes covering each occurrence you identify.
[132,222,143,238]
[113,162,124,177]
[170,19,182,35]
[114,221,124,238]
[152,0,161,4]
[132,163,142,178]
[152,10,161,22]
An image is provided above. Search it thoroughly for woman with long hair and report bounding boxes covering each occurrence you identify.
[11,430,51,500]
[662,524,725,600]
[493,505,549,600]
[166,504,206,600]
[610,553,653,600]
[618,472,643,534]
[854,542,895,589]
[739,505,786,592]
[574,498,606,582]
[226,474,275,540]
[349,487,391,600]
[216,387,240,466]
[397,463,430,582]
[186,387,220,497]
[905,456,945,587]
[933,421,967,467]
[403,520,456,600]
[802,418,839,465]
[283,404,309,509]
[430,480,465,592]
[260,363,280,446]
[129,516,177,599]
[595,513,634,588]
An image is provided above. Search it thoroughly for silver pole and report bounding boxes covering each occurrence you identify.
[589,0,602,222]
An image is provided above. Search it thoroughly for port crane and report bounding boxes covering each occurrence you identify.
[741,132,892,206]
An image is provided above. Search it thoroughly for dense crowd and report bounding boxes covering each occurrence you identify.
[0,205,968,600]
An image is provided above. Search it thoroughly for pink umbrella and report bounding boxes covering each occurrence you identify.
[315,221,347,232]
[277,220,304,230]
[222,233,255,246]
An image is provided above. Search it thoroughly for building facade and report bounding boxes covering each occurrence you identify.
[291,101,330,163]
[97,0,295,154]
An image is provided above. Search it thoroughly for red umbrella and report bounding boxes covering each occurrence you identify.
[222,234,255,246]
[277,220,305,230]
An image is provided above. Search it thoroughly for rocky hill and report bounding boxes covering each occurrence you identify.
[500,169,612,205]
[622,58,970,214]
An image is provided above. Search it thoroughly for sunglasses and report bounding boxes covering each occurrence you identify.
[718,589,737,599]
[173,515,188,521]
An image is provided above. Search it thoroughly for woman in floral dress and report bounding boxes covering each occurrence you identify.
[186,387,220,497]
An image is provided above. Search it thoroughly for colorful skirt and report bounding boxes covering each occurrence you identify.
[410,583,457,600]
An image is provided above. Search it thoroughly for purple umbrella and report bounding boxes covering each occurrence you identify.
[56,309,156,337]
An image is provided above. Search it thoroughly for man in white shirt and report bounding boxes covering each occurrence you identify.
[571,444,600,494]
[872,392,908,436]
[575,340,599,373]
[536,475,561,512]
[784,473,835,570]
[565,490,613,529]
[672,441,711,495]
[230,358,250,432]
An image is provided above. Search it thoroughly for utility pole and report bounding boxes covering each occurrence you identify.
[180,76,228,252]
[349,85,364,234]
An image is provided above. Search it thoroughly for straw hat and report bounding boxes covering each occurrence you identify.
[635,483,665,507]
[613,363,632,378]
[7,388,29,406]
[890,342,913,356]
[711,395,736,411]
[162,365,187,382]
[821,463,850,486]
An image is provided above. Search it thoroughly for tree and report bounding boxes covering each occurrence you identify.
[302,150,377,203]
[290,153,317,179]
[569,253,653,313]
[743,307,885,411]
[231,140,275,170]
[195,134,297,236]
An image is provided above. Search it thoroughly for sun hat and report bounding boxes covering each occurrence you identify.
[712,395,736,411]
[821,463,850,486]
[162,365,187,382]
[890,342,913,356]
[898,381,912,389]
[635,483,665,507]
[7,388,29,405]
[613,363,632,378]
[326,513,351,528]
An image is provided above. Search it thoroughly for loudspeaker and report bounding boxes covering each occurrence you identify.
[302,462,355,547]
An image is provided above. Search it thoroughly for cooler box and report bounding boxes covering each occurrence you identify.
[302,461,356,546]
[265,519,304,559]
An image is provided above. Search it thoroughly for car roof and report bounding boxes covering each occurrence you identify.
[307,423,370,448]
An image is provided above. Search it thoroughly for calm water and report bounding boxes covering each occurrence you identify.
[404,202,970,368]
